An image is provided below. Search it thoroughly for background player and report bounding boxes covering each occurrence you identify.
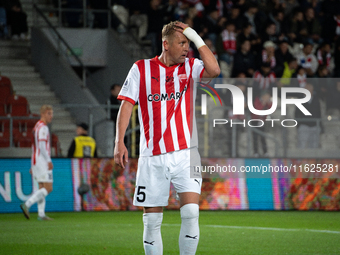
[20,105,54,221]
[114,21,220,254]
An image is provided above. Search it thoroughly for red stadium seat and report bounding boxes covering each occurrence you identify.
[6,95,29,116]
[0,83,12,104]
[14,131,32,148]
[0,119,9,132]
[0,103,6,116]
[0,75,12,87]
[0,130,10,147]
[51,133,61,156]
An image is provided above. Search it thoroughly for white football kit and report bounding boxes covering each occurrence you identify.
[31,120,53,183]
[118,57,204,206]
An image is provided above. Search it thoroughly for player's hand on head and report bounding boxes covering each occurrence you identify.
[174,21,189,33]
[48,162,53,170]
[114,142,128,168]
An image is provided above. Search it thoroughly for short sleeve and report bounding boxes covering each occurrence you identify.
[38,126,49,141]
[191,59,205,79]
[118,63,140,105]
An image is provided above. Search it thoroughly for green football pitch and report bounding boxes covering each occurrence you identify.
[1,211,340,254]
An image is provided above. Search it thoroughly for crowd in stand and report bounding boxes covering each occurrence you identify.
[110,0,340,113]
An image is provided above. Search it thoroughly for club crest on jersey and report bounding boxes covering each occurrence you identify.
[148,86,187,102]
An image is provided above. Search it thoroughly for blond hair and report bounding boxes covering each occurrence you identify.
[162,21,181,41]
[40,104,53,114]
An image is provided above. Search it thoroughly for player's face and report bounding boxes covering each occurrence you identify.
[42,110,53,124]
[168,31,189,64]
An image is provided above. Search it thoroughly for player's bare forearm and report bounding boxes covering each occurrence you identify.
[114,100,134,168]
[199,46,221,78]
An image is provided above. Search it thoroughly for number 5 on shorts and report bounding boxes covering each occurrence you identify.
[136,186,146,202]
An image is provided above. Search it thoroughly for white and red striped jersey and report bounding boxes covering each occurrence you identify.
[253,70,276,90]
[118,57,205,156]
[31,120,51,167]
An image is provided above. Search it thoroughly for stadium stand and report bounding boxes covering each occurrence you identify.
[0,39,75,156]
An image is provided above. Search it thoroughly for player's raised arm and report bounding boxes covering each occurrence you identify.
[114,100,134,168]
[174,21,220,78]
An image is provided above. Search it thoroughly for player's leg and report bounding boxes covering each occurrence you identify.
[37,182,53,220]
[143,207,163,255]
[133,155,170,255]
[170,147,202,255]
[20,183,48,219]
[178,192,200,255]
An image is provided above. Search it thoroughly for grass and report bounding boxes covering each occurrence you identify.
[1,211,340,254]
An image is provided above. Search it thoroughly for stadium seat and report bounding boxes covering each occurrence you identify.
[0,83,12,104]
[6,95,30,116]
[0,130,10,147]
[0,103,6,116]
[0,75,12,88]
[52,133,61,156]
[14,131,32,148]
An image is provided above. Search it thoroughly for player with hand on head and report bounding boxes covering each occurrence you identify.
[20,105,54,221]
[114,21,220,254]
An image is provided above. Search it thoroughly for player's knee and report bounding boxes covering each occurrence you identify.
[45,185,53,194]
[143,213,163,229]
[180,203,199,219]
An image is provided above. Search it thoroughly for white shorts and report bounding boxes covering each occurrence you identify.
[32,165,53,183]
[133,147,202,207]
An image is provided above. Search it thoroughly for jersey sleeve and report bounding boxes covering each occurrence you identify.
[117,63,140,105]
[191,58,205,79]
[38,126,49,141]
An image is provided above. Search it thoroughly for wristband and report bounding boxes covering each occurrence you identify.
[182,27,205,49]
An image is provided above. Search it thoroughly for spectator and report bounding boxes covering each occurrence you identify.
[304,7,321,44]
[232,40,255,77]
[275,39,293,76]
[242,2,261,35]
[258,40,277,70]
[268,9,285,37]
[204,37,218,61]
[315,64,331,101]
[228,4,243,32]
[261,22,281,44]
[278,57,298,87]
[145,0,164,56]
[6,0,28,39]
[202,8,225,44]
[253,61,276,97]
[251,90,272,157]
[110,84,122,123]
[216,21,236,65]
[287,8,307,43]
[237,22,261,53]
[294,66,307,88]
[67,123,98,158]
[295,82,321,149]
[316,43,332,72]
[296,42,318,77]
